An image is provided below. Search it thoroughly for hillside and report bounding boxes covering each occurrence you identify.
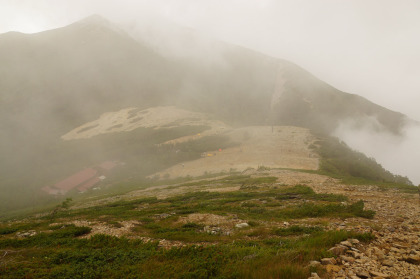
[0,106,413,216]
[1,105,418,278]
[0,15,419,278]
[0,165,418,278]
[1,16,414,190]
[1,16,415,209]
[0,15,412,141]
[152,126,319,179]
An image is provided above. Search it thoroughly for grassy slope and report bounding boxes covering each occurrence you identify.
[311,134,417,193]
[1,129,418,278]
[0,179,375,279]
[0,125,235,215]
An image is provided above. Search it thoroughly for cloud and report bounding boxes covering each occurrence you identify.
[2,0,419,121]
[333,117,420,185]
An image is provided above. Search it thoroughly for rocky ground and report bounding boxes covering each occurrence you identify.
[20,166,420,278]
[308,180,420,279]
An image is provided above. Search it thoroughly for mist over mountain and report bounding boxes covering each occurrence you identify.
[0,15,412,138]
[0,15,418,213]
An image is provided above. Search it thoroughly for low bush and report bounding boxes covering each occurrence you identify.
[273,226,323,236]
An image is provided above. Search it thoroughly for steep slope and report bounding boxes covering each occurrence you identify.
[0,15,416,213]
[271,63,410,134]
[0,15,182,193]
[126,18,413,134]
[0,15,412,141]
[0,15,178,136]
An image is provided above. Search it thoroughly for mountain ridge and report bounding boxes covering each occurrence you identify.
[0,14,414,137]
[0,15,416,213]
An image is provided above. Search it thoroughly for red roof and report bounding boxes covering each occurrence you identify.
[54,168,98,191]
[77,177,101,192]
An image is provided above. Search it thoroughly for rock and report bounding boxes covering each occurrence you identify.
[381,259,394,267]
[235,223,249,229]
[369,270,390,278]
[393,243,408,249]
[356,270,370,278]
[402,255,420,265]
[283,221,290,226]
[156,213,171,219]
[390,247,402,253]
[349,239,360,245]
[16,230,37,238]
[347,250,362,259]
[321,257,337,265]
[340,240,353,247]
[308,272,321,279]
[340,255,355,263]
[325,264,341,273]
[387,226,396,232]
[329,245,348,256]
[308,261,321,267]
[409,249,418,255]
[372,247,385,260]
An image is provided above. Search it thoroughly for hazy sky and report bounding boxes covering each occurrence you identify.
[1,0,419,121]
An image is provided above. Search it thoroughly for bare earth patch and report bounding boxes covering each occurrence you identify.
[177,213,232,226]
[61,106,229,140]
[68,220,139,238]
[153,126,319,179]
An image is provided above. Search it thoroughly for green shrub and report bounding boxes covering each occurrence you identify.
[0,227,18,235]
[273,226,323,236]
[315,135,413,186]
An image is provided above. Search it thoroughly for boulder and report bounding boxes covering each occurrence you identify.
[340,240,353,247]
[349,239,360,245]
[321,257,337,265]
[235,223,249,229]
[308,261,321,267]
[381,259,394,267]
[402,255,420,265]
[329,245,348,256]
[340,255,355,263]
[308,272,321,279]
[369,270,390,278]
[325,264,341,273]
[356,270,370,278]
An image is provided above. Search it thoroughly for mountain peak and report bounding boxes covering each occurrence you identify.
[67,14,128,38]
[77,14,111,26]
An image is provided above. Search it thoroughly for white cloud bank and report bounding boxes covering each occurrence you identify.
[334,117,420,185]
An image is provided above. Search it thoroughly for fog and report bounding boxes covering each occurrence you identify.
[2,0,420,119]
[0,1,419,214]
[333,117,420,185]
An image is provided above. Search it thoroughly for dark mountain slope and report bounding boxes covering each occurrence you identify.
[0,15,180,138]
[271,63,409,134]
[0,15,416,214]
[0,15,412,140]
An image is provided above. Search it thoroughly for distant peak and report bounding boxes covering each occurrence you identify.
[78,14,111,25]
[71,14,126,36]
